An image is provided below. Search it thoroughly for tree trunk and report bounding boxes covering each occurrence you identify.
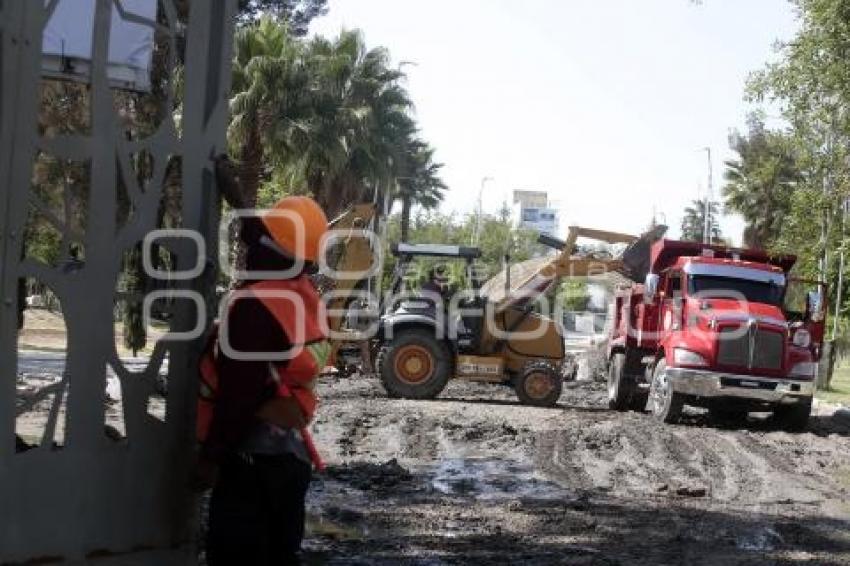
[400,194,412,242]
[238,124,263,208]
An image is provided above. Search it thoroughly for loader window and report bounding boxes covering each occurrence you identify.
[689,275,783,306]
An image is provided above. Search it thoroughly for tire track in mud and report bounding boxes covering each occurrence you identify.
[681,432,766,502]
[532,414,795,503]
[733,431,842,504]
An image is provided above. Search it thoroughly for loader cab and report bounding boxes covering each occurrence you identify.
[383,242,486,350]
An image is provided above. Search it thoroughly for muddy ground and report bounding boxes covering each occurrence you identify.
[302,376,850,565]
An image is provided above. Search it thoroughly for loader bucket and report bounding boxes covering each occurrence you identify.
[618,225,668,283]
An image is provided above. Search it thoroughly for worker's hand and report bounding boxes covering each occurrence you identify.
[191,455,219,492]
[255,397,309,429]
[213,153,246,209]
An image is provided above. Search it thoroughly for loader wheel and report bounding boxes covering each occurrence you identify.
[647,359,684,424]
[378,329,451,399]
[607,352,635,411]
[515,361,563,407]
[773,398,812,433]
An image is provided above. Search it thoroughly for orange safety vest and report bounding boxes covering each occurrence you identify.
[197,277,330,470]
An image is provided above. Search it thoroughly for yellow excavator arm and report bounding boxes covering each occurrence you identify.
[495,225,665,312]
[320,203,378,359]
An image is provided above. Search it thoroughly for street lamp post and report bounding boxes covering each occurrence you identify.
[703,147,713,244]
[473,176,494,246]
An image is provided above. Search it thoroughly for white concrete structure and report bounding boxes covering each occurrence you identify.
[511,190,560,236]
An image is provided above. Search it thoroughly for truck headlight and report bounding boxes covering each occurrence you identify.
[793,329,811,348]
[789,361,816,378]
[673,348,708,367]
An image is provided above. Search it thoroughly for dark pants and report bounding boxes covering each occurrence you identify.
[207,453,312,566]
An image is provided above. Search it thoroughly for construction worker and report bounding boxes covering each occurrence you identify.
[421,265,450,298]
[197,157,329,565]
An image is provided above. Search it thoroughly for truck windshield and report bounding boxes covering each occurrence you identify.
[688,275,784,306]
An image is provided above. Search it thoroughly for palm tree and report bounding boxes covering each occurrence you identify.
[228,18,309,207]
[283,29,416,218]
[723,116,800,249]
[681,199,722,243]
[397,141,447,242]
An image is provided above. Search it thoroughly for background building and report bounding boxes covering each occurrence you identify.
[512,189,560,236]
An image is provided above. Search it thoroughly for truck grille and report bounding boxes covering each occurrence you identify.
[717,325,783,371]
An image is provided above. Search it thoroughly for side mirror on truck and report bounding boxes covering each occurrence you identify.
[807,289,826,322]
[644,273,659,304]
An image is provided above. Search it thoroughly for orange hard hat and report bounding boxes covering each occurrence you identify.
[260,196,328,263]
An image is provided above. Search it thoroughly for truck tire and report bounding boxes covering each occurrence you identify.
[515,360,563,407]
[607,352,635,411]
[378,328,452,399]
[647,359,684,424]
[773,398,812,433]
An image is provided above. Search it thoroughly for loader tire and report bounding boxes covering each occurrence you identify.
[378,329,451,400]
[515,361,563,407]
[607,352,635,411]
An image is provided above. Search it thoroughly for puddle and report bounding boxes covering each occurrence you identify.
[429,458,568,500]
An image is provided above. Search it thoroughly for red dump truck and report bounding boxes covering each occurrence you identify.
[606,238,827,431]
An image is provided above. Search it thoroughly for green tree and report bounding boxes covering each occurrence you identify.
[237,0,328,34]
[397,141,447,242]
[722,115,799,249]
[228,18,309,207]
[745,0,850,355]
[747,2,850,264]
[228,20,444,223]
[558,279,589,312]
[680,199,721,243]
[382,209,538,288]
[283,29,416,218]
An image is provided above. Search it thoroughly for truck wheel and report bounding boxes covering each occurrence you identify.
[378,329,451,399]
[647,359,684,424]
[773,398,812,433]
[515,361,563,407]
[607,352,635,411]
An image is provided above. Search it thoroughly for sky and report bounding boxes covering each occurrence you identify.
[311,0,800,245]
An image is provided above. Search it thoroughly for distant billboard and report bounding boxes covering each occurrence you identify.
[42,0,157,91]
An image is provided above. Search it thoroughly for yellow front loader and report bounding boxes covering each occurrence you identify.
[323,210,665,406]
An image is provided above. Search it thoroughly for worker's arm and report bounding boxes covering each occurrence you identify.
[201,296,299,463]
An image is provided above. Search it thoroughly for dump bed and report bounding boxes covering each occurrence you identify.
[649,239,797,274]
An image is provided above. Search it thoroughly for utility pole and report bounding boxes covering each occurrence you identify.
[473,176,494,246]
[703,147,713,244]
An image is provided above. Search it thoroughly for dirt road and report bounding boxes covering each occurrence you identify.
[303,376,850,565]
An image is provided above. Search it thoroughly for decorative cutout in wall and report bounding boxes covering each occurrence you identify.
[0,0,236,562]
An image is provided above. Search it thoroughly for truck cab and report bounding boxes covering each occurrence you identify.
[606,239,826,431]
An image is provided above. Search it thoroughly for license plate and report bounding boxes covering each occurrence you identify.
[739,380,760,388]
